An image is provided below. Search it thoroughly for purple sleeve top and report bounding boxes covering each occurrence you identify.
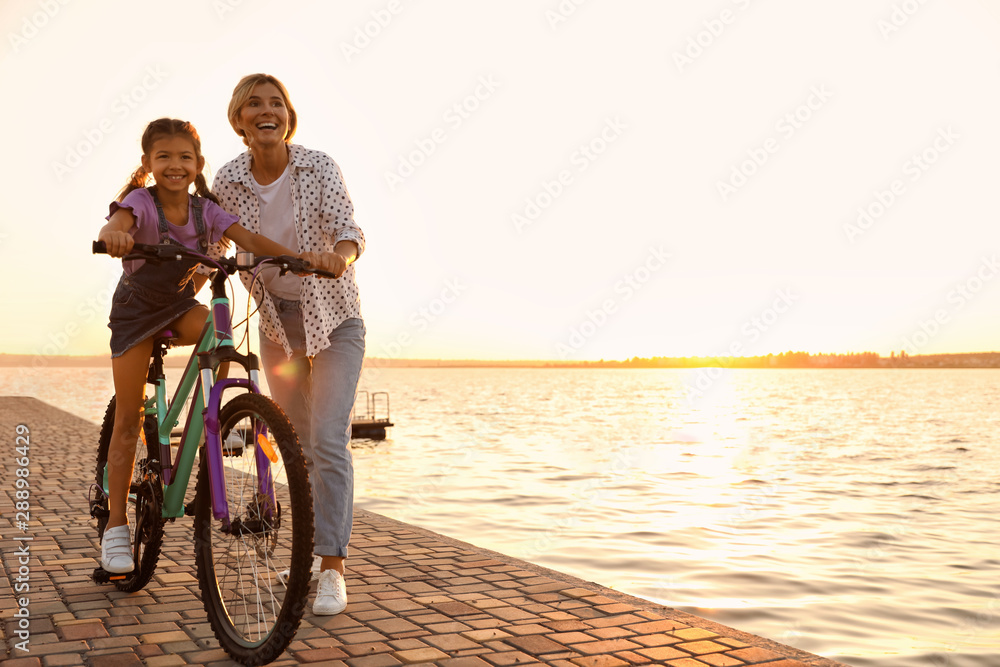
[107,188,238,274]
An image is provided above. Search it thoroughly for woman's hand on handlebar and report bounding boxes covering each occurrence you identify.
[299,251,346,279]
[98,230,134,258]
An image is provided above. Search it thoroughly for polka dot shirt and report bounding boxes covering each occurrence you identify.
[212,144,365,358]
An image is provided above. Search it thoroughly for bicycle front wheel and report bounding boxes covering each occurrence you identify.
[193,393,313,666]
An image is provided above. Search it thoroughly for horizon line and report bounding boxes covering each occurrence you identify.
[3,350,1000,366]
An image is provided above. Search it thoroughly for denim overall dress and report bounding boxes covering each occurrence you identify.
[108,189,209,358]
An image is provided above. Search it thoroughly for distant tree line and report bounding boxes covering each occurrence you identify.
[545,351,1000,369]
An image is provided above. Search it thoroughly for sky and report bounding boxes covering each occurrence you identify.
[2,0,1000,362]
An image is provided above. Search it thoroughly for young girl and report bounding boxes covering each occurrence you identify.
[97,118,300,573]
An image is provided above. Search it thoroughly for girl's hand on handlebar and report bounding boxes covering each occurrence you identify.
[299,251,346,279]
[98,230,134,258]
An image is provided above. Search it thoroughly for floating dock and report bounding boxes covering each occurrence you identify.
[351,390,394,440]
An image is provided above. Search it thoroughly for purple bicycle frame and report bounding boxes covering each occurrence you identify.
[202,378,276,528]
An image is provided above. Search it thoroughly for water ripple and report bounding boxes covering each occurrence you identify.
[7,366,1000,667]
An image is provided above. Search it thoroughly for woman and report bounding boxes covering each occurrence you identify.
[213,73,366,616]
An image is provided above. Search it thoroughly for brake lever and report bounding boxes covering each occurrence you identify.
[122,253,164,264]
[275,255,306,276]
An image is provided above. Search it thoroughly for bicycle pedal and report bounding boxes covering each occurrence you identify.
[92,567,130,584]
[90,503,109,520]
[184,501,196,517]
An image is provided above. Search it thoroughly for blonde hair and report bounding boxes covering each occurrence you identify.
[227,73,298,147]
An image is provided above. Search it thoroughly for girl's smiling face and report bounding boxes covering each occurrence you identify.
[237,82,290,148]
[141,134,203,195]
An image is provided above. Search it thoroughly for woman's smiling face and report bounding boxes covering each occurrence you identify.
[237,82,291,148]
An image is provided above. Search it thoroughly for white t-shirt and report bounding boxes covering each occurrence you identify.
[251,165,301,300]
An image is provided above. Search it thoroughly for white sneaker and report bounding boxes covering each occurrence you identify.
[101,525,134,573]
[313,569,347,615]
[276,555,321,586]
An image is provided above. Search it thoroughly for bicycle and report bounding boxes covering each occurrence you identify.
[89,241,332,665]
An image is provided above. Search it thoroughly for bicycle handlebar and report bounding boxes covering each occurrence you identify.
[92,240,338,279]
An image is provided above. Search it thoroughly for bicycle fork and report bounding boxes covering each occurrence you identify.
[199,297,277,533]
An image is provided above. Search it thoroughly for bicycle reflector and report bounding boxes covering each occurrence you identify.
[257,434,279,463]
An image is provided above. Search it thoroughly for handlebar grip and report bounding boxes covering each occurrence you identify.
[93,240,108,254]
[273,255,339,280]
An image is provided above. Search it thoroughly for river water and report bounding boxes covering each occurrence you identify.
[3,365,998,666]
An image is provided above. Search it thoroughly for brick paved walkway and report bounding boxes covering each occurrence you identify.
[0,398,848,667]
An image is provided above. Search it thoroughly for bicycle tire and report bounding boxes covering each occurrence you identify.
[93,396,164,593]
[193,393,313,666]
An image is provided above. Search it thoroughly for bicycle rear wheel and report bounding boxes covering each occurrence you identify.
[194,393,313,666]
[92,396,164,593]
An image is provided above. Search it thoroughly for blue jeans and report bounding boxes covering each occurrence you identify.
[258,298,366,558]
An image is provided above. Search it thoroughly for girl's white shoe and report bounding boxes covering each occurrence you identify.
[277,555,321,586]
[101,524,134,573]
